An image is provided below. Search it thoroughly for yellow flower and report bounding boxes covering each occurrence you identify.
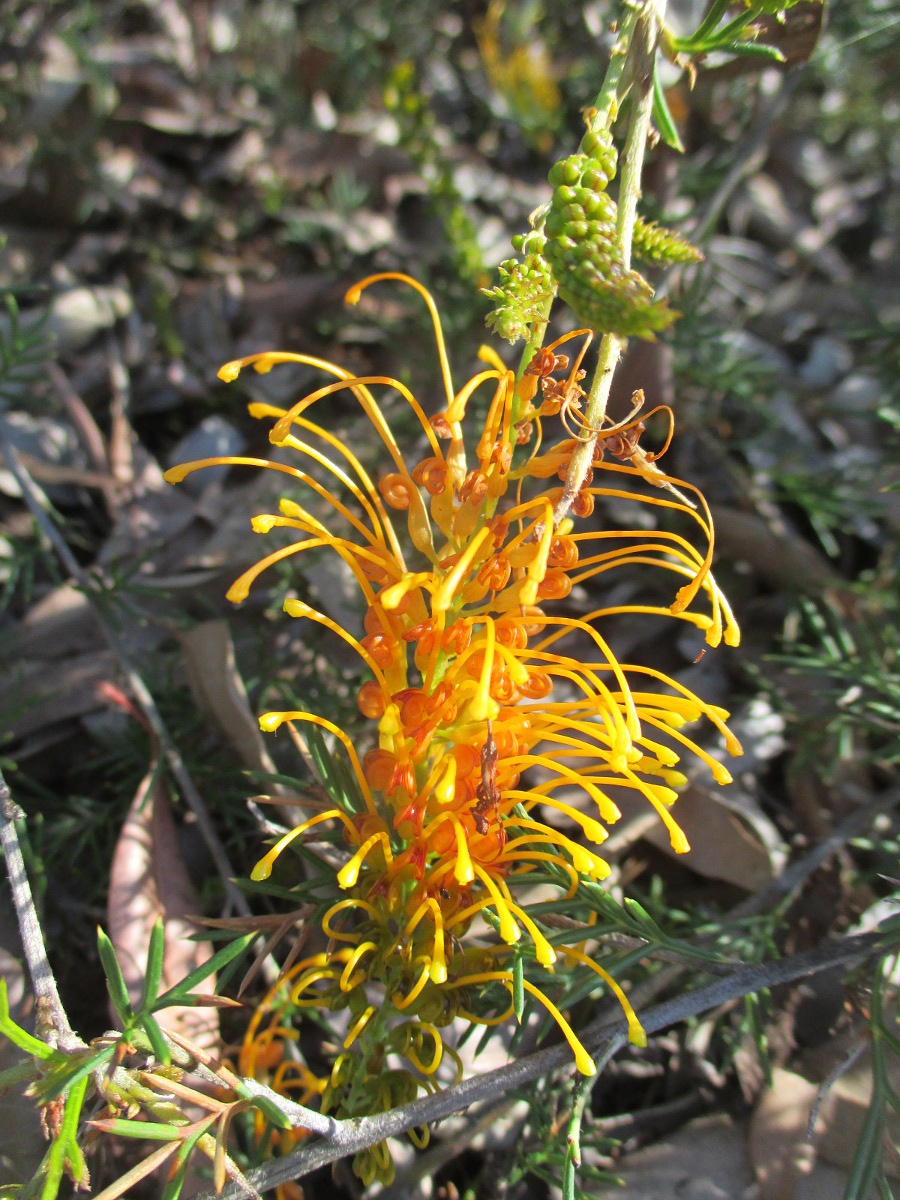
[165,273,741,1104]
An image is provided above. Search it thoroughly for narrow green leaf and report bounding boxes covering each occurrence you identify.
[720,39,786,62]
[139,920,166,1012]
[0,982,54,1060]
[91,1118,186,1142]
[139,1011,171,1065]
[163,1125,212,1200]
[97,928,133,1024]
[652,62,685,153]
[40,1044,116,1103]
[0,1059,37,1089]
[153,933,254,1010]
[684,0,731,46]
[473,1021,496,1060]
[244,1093,293,1130]
[623,898,655,927]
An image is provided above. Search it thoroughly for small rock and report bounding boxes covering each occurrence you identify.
[829,372,882,414]
[0,411,86,503]
[799,335,850,388]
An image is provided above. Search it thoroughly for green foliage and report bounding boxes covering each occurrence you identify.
[844,944,900,1199]
[507,1075,621,1200]
[667,0,822,65]
[774,595,900,773]
[384,61,486,289]
[0,929,255,1200]
[0,291,50,407]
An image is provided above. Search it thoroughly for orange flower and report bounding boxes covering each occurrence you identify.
[165,275,741,1168]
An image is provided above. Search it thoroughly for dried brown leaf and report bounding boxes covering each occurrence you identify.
[107,749,218,1049]
[179,620,276,779]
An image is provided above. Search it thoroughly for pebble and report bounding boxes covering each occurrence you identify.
[799,335,850,388]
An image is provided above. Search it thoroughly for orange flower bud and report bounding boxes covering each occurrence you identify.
[537,569,573,600]
[412,456,450,496]
[477,554,512,592]
[363,749,396,792]
[519,670,553,699]
[571,489,594,517]
[549,535,579,569]
[358,680,386,718]
[458,469,489,505]
[379,472,413,509]
[359,632,397,669]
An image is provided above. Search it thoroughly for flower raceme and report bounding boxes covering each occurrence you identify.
[165,273,741,1180]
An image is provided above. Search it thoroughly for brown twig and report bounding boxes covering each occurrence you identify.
[205,930,884,1200]
[0,768,84,1052]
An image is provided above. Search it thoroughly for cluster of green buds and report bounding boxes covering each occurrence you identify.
[487,124,703,345]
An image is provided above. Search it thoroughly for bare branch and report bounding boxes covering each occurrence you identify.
[0,767,84,1052]
[206,930,883,1200]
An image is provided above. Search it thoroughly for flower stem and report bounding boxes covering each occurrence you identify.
[554,0,664,526]
[513,2,643,404]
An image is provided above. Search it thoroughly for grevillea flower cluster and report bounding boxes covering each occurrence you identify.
[165,272,741,1186]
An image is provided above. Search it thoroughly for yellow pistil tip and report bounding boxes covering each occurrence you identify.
[628,1017,648,1048]
[536,941,556,968]
[670,828,691,854]
[725,731,744,756]
[499,913,521,945]
[251,514,278,533]
[284,598,313,618]
[259,713,284,733]
[163,465,190,484]
[430,957,448,985]
[434,757,457,805]
[572,1045,595,1075]
[226,581,250,604]
[218,361,242,382]
[250,853,276,882]
[468,694,500,722]
[337,860,361,889]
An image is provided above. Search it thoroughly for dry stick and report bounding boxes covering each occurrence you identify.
[0,425,252,919]
[381,1097,522,1199]
[554,0,662,526]
[728,786,900,923]
[206,930,883,1200]
[0,769,84,1052]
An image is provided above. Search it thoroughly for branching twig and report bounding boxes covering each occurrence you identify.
[207,930,883,1200]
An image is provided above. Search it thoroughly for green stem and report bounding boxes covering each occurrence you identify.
[585,2,643,138]
[554,0,663,526]
[562,1074,597,1200]
[512,2,644,401]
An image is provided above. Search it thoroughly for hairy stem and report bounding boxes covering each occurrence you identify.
[554,0,663,526]
[513,3,643,401]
